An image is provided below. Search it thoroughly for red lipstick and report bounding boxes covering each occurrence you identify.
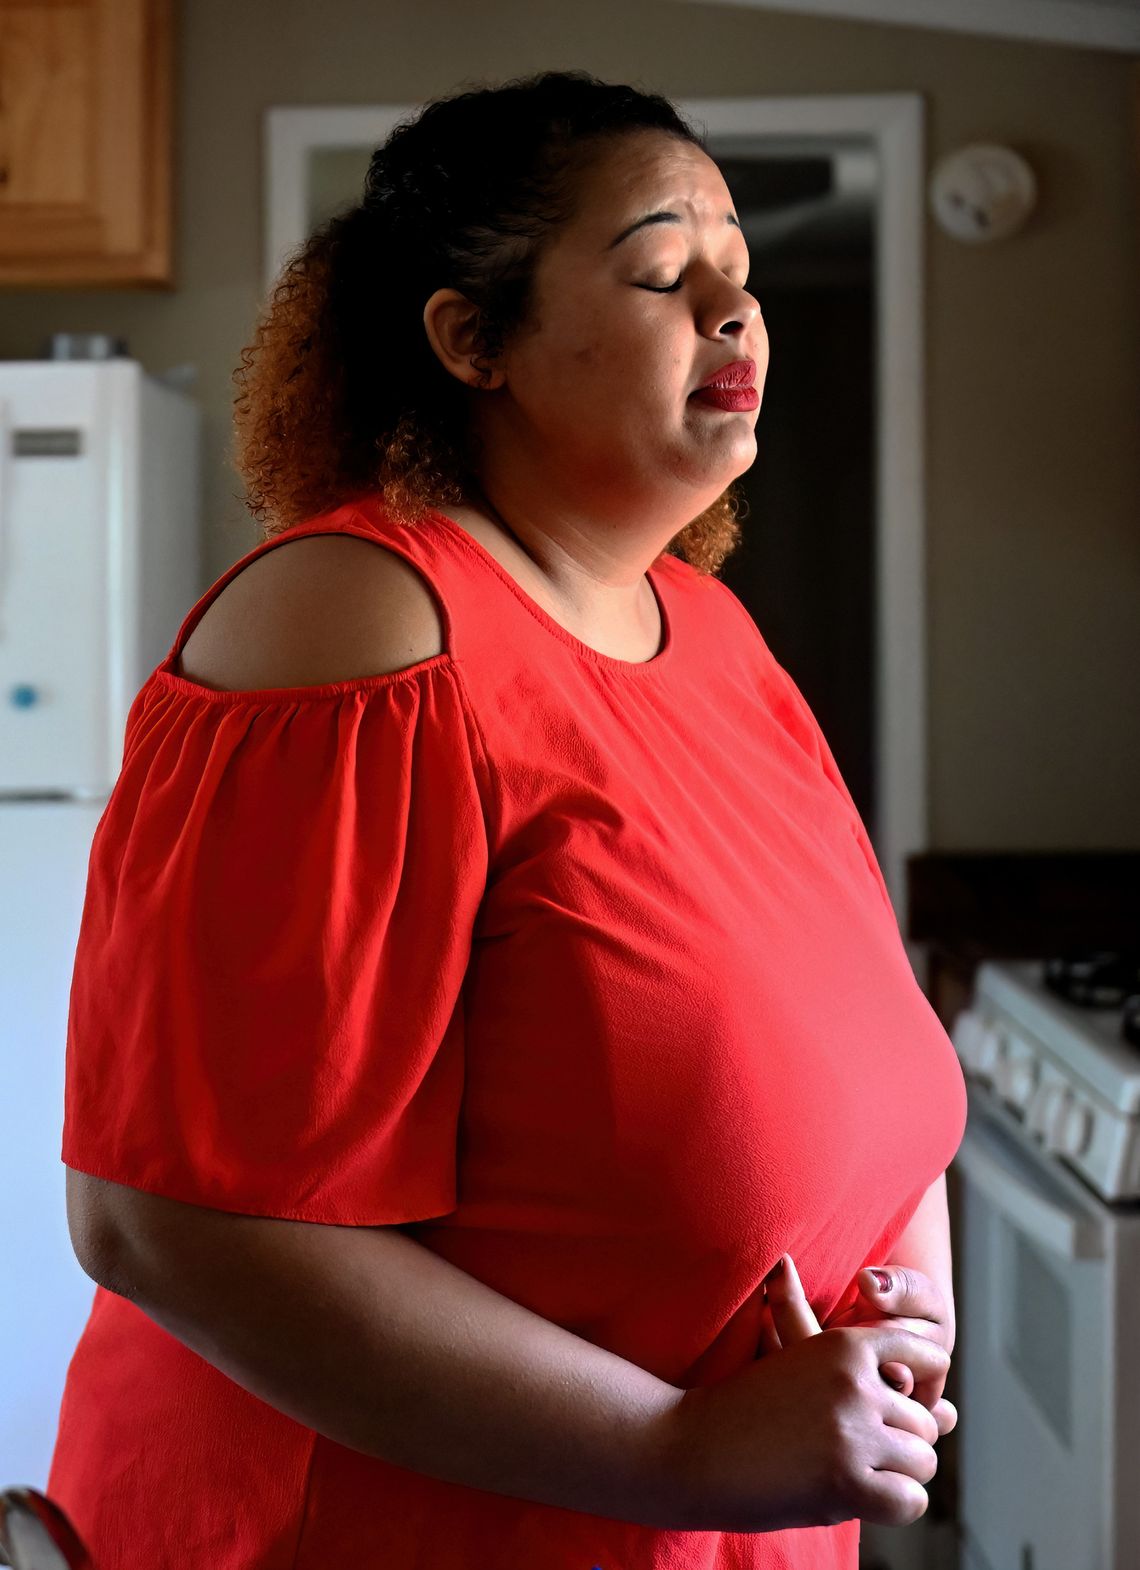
[689,357,759,412]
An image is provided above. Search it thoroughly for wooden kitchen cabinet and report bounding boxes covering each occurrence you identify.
[0,0,173,286]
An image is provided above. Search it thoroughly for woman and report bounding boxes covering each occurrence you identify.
[50,70,966,1570]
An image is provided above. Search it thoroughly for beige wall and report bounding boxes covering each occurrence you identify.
[3,0,1137,850]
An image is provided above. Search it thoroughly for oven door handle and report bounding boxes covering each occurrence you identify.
[954,1131,1107,1261]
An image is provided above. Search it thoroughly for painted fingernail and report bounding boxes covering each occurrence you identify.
[870,1269,892,1292]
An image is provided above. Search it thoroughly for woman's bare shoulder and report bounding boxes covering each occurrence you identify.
[177,534,446,691]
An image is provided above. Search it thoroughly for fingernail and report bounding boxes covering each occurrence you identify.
[869,1269,892,1293]
[766,1256,786,1284]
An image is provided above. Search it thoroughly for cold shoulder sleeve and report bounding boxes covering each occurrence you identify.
[60,660,491,1226]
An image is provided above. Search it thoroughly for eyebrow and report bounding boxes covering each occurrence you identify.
[606,210,742,249]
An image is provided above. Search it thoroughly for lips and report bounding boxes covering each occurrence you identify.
[691,357,756,393]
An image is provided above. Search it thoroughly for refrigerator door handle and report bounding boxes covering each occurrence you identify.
[0,395,9,643]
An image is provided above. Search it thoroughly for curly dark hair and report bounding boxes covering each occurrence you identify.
[231,69,747,577]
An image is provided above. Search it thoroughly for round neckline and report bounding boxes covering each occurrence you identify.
[421,506,674,675]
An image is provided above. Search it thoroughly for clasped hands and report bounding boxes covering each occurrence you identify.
[756,1254,958,1439]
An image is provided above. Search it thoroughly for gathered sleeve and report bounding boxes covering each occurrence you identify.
[60,660,491,1226]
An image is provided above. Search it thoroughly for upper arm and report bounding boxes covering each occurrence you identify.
[177,535,445,691]
[67,540,458,1274]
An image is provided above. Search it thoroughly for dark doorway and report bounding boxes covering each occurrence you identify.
[711,146,878,833]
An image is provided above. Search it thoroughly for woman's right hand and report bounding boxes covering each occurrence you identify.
[660,1254,951,1534]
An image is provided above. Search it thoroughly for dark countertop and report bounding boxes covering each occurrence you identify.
[906,850,1140,962]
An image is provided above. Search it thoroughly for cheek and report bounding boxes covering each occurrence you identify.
[519,298,688,431]
[565,294,678,379]
[569,339,603,374]
[567,330,686,414]
[559,334,652,415]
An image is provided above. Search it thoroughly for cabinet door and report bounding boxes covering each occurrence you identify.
[0,0,172,286]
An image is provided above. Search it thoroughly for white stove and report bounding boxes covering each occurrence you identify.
[948,953,1140,1570]
[952,956,1140,1203]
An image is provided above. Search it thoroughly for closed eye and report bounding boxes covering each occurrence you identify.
[637,269,751,296]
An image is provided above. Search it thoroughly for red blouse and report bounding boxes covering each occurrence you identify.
[50,495,967,1569]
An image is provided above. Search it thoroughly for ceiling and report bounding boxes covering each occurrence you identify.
[669,0,1140,53]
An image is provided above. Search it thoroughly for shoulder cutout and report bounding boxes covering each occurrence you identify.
[177,534,446,693]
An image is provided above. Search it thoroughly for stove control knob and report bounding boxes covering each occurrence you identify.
[1047,1091,1093,1159]
[950,1008,983,1070]
[1026,1083,1062,1141]
[974,1022,1004,1084]
[996,1053,1039,1113]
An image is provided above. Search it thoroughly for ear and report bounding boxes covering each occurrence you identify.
[422,287,506,391]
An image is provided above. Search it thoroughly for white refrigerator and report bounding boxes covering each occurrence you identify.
[0,357,200,1489]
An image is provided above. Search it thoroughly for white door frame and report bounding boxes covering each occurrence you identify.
[265,93,930,966]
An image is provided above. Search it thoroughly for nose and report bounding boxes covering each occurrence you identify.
[705,278,763,342]
[720,298,761,335]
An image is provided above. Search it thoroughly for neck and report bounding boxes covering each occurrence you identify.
[458,481,670,638]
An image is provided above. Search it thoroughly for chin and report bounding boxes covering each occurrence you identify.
[694,433,758,487]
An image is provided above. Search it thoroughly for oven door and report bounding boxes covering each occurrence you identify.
[954,1085,1123,1570]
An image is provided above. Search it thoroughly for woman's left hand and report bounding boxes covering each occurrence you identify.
[832,1266,957,1438]
[756,1260,958,1439]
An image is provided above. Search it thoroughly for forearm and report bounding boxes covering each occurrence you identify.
[94,1192,688,1530]
[885,1171,956,1352]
